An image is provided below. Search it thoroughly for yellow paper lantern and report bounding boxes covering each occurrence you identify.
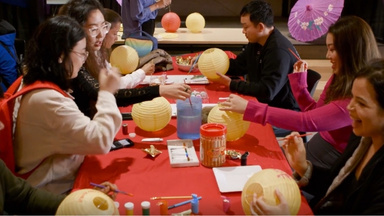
[241,169,301,215]
[185,12,205,33]
[110,45,139,75]
[198,48,229,81]
[56,189,119,215]
[132,97,172,131]
[207,104,250,141]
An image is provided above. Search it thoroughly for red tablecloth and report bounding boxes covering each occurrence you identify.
[72,53,313,215]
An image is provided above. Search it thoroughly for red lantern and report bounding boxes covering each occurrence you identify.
[161,12,181,32]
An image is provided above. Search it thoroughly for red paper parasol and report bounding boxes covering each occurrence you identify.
[288,0,344,42]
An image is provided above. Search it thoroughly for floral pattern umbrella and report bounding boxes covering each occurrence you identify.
[288,0,344,42]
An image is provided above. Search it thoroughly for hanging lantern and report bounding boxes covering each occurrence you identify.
[56,189,119,215]
[198,48,229,81]
[207,104,250,141]
[241,169,301,215]
[110,45,139,75]
[161,12,181,32]
[185,12,205,33]
[132,97,172,131]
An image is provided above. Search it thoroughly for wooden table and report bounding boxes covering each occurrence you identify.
[115,27,247,54]
[72,55,313,215]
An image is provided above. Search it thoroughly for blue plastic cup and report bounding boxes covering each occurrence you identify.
[176,97,202,140]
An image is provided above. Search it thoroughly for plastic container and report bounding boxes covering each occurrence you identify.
[141,201,150,215]
[124,202,134,215]
[200,123,227,167]
[176,97,202,139]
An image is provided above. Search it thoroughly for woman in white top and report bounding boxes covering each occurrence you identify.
[13,15,122,194]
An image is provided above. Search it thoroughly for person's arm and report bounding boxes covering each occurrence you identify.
[243,97,352,132]
[1,160,65,214]
[119,69,146,89]
[229,48,292,102]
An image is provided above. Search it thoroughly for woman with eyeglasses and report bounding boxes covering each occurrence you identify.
[102,8,155,89]
[12,15,122,195]
[60,0,191,118]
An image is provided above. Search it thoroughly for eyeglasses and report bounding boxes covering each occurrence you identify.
[72,50,89,61]
[87,22,111,38]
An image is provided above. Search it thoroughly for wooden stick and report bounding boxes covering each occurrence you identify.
[277,133,313,141]
[288,48,301,61]
[150,195,193,200]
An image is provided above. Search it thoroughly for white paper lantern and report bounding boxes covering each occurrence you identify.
[132,97,172,131]
[207,104,250,141]
[185,12,205,33]
[198,48,229,81]
[241,169,301,215]
[56,189,118,215]
[110,45,139,75]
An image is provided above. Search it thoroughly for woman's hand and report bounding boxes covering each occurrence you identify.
[141,61,155,76]
[158,0,171,8]
[93,181,118,200]
[293,60,308,73]
[251,189,290,215]
[219,94,248,114]
[99,67,120,94]
[159,83,191,100]
[281,132,308,176]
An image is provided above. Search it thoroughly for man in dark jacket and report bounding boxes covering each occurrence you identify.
[0,19,19,91]
[212,0,299,112]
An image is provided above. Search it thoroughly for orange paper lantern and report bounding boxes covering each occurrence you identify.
[161,12,181,32]
[241,169,301,215]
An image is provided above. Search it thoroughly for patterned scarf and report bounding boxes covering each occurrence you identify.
[325,137,371,197]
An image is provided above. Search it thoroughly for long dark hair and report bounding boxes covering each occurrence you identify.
[23,16,85,90]
[325,16,381,103]
[60,0,107,80]
[240,0,274,28]
[354,59,384,109]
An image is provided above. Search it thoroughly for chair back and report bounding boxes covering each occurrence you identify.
[307,69,321,96]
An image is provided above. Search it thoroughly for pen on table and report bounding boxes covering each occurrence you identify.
[150,195,193,200]
[188,53,201,73]
[168,196,202,209]
[277,133,313,141]
[90,182,133,196]
[288,48,301,61]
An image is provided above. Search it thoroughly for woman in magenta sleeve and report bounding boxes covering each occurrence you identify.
[220,16,381,172]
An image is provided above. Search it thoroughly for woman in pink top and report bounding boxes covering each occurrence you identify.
[220,16,381,171]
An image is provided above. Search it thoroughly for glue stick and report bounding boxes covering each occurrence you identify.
[124,202,134,215]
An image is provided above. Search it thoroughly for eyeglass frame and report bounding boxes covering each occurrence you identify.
[86,21,111,38]
[71,50,89,61]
